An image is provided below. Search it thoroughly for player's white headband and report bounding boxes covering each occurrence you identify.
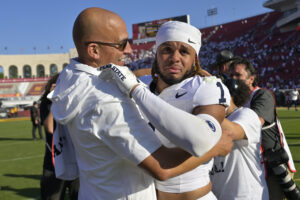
[155,21,202,55]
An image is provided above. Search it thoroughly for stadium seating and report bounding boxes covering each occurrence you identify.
[127,11,300,90]
[1,11,299,118]
[0,77,49,117]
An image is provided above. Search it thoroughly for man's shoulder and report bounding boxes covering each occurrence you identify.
[180,75,221,88]
[252,88,274,101]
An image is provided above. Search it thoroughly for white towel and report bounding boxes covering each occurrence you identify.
[52,123,79,180]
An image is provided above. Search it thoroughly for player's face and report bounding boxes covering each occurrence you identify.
[156,41,196,85]
[230,64,254,89]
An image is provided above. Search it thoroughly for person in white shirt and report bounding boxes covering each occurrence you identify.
[106,21,232,200]
[49,7,233,200]
[288,88,299,111]
[210,75,269,200]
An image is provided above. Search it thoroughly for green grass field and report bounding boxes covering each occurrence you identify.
[0,109,299,199]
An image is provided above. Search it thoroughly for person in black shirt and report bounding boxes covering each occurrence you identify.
[39,74,79,200]
[30,101,43,140]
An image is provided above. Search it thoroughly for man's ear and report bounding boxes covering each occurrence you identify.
[87,43,101,60]
[249,75,255,86]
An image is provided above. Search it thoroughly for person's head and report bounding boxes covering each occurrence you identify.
[213,50,237,75]
[229,58,258,90]
[72,7,132,68]
[33,101,38,107]
[40,73,60,102]
[221,75,250,107]
[151,21,205,92]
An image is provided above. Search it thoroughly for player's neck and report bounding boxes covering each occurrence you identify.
[226,102,238,117]
[156,78,170,94]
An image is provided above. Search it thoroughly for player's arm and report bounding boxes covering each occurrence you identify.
[221,118,247,140]
[190,99,235,158]
[138,102,234,180]
[139,130,233,181]
[97,98,231,181]
[258,117,265,126]
[105,64,223,157]
[168,129,234,175]
[132,85,225,157]
[43,111,54,134]
[190,76,234,155]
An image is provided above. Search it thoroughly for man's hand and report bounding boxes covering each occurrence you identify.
[99,63,145,97]
[212,129,234,157]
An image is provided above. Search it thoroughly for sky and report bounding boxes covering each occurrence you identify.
[0,0,272,55]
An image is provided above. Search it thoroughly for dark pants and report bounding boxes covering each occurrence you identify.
[40,168,79,200]
[32,122,43,139]
[288,100,298,110]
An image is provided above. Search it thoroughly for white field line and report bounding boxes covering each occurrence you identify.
[287,142,300,146]
[0,154,43,162]
[1,141,30,147]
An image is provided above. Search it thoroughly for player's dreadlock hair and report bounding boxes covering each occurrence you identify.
[40,73,60,102]
[150,54,206,92]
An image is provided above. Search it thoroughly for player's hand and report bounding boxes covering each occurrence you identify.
[99,63,145,97]
[214,129,234,157]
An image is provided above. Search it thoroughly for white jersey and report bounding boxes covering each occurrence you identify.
[142,75,230,195]
[50,59,161,200]
[290,90,299,101]
[210,107,269,200]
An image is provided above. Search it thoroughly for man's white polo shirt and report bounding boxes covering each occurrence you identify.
[50,59,161,200]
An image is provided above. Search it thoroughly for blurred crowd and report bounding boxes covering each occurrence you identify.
[126,12,300,91]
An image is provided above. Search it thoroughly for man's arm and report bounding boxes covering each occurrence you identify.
[165,129,234,177]
[139,130,233,181]
[139,146,191,181]
[258,117,265,126]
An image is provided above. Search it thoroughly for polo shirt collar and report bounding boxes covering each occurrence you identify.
[70,58,101,76]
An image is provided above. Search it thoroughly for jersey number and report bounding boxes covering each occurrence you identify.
[216,82,226,104]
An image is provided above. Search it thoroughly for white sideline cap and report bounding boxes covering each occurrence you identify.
[155,21,202,55]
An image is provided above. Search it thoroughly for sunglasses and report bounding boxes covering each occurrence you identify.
[85,38,129,51]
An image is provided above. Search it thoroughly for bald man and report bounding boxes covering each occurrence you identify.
[49,7,233,199]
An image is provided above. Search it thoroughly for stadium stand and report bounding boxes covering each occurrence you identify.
[0,77,49,117]
[127,11,300,91]
[1,11,299,118]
